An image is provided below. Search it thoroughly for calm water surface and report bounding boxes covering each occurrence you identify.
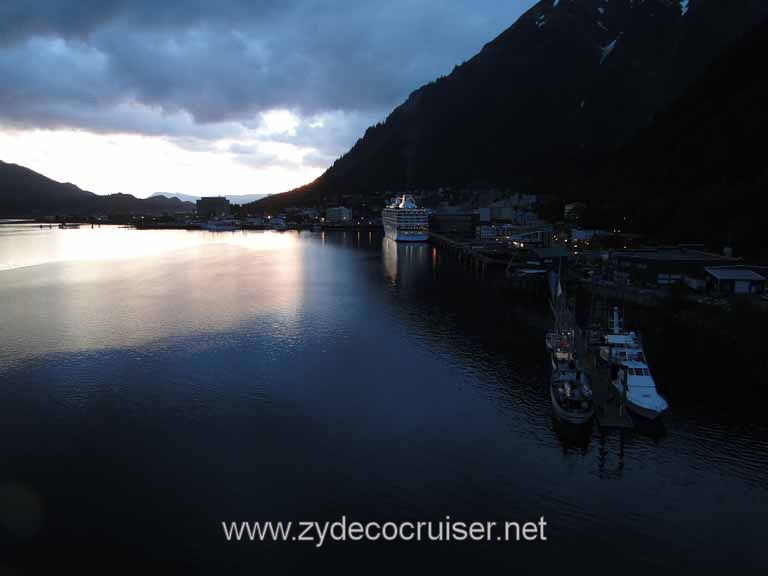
[0,224,766,573]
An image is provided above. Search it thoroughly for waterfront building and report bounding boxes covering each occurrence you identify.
[196,196,230,219]
[613,247,740,288]
[268,216,286,230]
[477,223,518,240]
[530,246,570,272]
[564,202,587,223]
[325,206,352,223]
[430,208,476,237]
[487,196,538,222]
[705,267,766,295]
[477,223,552,247]
[571,228,609,241]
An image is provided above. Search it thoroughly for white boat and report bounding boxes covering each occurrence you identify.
[600,307,668,419]
[382,195,428,242]
[202,219,239,231]
[268,217,287,230]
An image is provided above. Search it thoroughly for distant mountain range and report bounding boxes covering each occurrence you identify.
[0,162,269,217]
[150,192,269,205]
[255,0,768,213]
[0,160,195,217]
[3,0,765,246]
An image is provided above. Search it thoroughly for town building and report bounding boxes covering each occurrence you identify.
[196,196,230,219]
[564,202,587,223]
[612,247,740,288]
[571,228,608,241]
[325,206,352,223]
[245,216,264,226]
[529,246,570,272]
[477,223,552,247]
[430,208,476,237]
[705,267,766,295]
[483,195,538,223]
[477,223,519,240]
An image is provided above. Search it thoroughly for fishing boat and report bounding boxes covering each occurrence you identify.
[550,355,594,425]
[600,307,668,420]
[546,272,593,424]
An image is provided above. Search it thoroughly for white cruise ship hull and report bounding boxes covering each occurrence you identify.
[383,224,428,242]
[382,196,429,242]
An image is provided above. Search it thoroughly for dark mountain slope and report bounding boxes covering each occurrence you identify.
[256,0,767,211]
[585,15,768,258]
[0,160,194,217]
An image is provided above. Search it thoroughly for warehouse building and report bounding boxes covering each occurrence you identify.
[705,267,766,295]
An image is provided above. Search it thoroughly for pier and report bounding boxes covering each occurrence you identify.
[429,231,517,279]
[552,271,634,430]
[579,331,634,429]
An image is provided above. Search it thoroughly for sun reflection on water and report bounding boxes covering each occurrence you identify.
[0,224,297,271]
[0,225,304,362]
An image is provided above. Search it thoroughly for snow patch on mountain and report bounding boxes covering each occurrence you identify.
[600,37,619,64]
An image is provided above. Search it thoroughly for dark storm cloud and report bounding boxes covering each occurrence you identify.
[0,1,533,148]
[0,1,293,45]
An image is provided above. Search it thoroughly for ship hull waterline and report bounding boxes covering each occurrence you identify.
[625,399,665,421]
[383,228,429,242]
[549,384,595,425]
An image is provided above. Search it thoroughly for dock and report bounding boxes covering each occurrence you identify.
[578,329,634,429]
[429,231,529,281]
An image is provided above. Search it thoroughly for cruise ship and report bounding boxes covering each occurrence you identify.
[382,195,428,242]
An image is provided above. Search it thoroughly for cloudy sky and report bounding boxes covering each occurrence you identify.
[0,1,534,197]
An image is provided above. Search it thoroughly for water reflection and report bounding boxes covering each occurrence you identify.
[382,237,431,286]
[0,223,297,271]
[596,432,626,480]
[551,416,594,454]
[0,225,767,572]
[0,226,303,362]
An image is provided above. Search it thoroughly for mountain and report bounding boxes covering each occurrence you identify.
[150,192,204,204]
[150,192,270,205]
[255,0,768,211]
[0,160,195,217]
[584,14,768,258]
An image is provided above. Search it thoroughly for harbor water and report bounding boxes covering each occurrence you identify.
[0,224,766,573]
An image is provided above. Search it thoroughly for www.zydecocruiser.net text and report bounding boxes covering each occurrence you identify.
[222,516,547,547]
